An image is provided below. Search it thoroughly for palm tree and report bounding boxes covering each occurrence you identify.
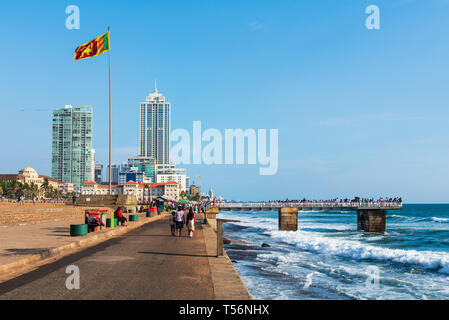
[29,182,39,199]
[23,182,31,198]
[15,182,25,198]
[41,178,49,198]
[47,185,55,199]
[9,180,19,198]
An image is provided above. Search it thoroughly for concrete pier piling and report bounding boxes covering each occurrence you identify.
[278,207,298,231]
[205,207,219,231]
[357,209,386,233]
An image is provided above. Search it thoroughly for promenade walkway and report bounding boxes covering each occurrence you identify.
[0,214,251,300]
[0,212,151,275]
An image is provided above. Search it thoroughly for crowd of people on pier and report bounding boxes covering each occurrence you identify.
[217,197,402,208]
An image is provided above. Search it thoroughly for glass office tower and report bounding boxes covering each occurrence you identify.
[51,105,93,192]
[107,164,121,185]
[128,156,156,182]
[94,164,103,184]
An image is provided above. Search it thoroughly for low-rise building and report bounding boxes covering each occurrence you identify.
[58,181,74,194]
[81,180,180,202]
[81,182,122,195]
[0,167,63,194]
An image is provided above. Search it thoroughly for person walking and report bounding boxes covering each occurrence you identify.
[175,206,185,237]
[169,210,176,236]
[186,207,195,238]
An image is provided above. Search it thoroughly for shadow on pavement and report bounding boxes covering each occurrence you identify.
[3,248,50,255]
[138,251,215,258]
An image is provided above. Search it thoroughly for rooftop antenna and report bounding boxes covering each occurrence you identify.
[154,79,158,94]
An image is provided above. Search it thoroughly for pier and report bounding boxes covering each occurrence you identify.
[213,201,402,233]
[216,201,402,211]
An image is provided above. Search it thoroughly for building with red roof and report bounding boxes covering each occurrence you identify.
[81,180,180,201]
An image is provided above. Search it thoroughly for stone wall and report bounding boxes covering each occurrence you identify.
[76,195,137,208]
[0,204,98,227]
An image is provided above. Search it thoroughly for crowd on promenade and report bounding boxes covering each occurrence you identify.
[167,203,205,238]
[217,197,403,208]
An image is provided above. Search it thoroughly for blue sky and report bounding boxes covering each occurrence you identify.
[0,0,448,202]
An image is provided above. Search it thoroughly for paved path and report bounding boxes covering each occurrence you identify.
[0,218,216,299]
[0,219,89,266]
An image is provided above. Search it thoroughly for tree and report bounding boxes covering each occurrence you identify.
[179,190,188,199]
[9,180,20,198]
[41,177,50,197]
[15,182,26,198]
[29,183,39,198]
[46,185,56,199]
[65,191,77,199]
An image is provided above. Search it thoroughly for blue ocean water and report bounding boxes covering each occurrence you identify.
[218,204,449,300]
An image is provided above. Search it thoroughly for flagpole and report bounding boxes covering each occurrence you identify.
[108,26,112,195]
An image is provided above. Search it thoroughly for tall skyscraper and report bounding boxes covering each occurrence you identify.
[52,105,93,192]
[94,164,103,184]
[107,164,120,185]
[120,162,129,174]
[91,149,95,181]
[140,84,171,164]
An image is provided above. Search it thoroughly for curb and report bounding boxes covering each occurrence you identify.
[0,213,168,282]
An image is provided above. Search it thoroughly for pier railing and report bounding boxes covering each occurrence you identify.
[215,201,402,210]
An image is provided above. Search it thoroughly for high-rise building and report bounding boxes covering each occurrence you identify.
[51,105,93,192]
[107,164,120,185]
[94,164,103,184]
[140,84,171,164]
[91,149,95,181]
[128,156,156,182]
[119,167,145,185]
[120,162,129,174]
[155,163,189,192]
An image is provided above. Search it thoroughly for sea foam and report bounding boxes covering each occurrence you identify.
[220,211,449,274]
[268,229,449,274]
[431,217,449,223]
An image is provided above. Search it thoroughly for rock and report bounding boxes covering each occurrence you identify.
[223,237,231,245]
[231,260,238,263]
[261,243,271,248]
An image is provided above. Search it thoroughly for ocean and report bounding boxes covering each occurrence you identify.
[218,204,449,300]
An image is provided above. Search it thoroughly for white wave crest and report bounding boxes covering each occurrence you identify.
[431,217,449,223]
[268,230,449,274]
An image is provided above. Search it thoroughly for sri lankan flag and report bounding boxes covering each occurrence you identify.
[74,32,110,61]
